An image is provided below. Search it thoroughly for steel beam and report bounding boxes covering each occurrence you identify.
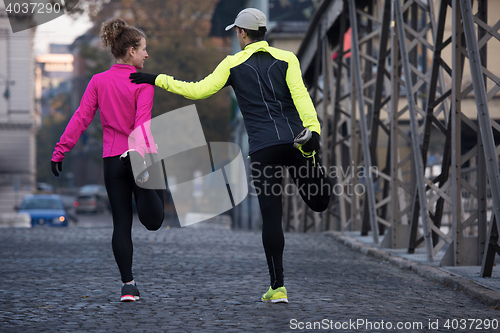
[394,0,434,261]
[408,0,451,254]
[457,0,500,275]
[289,0,500,273]
[348,0,380,242]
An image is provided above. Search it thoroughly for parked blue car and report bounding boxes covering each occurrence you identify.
[18,194,68,227]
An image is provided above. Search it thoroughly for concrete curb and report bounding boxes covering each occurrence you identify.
[325,231,500,307]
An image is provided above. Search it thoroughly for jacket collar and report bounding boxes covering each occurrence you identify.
[111,63,136,71]
[244,40,269,51]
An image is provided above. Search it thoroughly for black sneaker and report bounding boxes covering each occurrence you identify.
[121,283,140,302]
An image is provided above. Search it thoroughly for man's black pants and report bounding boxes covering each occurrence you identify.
[250,144,332,289]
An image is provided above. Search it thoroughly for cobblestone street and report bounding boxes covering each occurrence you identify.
[1,225,499,332]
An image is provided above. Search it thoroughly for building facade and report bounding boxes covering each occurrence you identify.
[0,4,37,213]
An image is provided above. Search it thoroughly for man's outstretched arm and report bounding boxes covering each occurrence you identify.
[130,57,231,100]
[285,53,321,136]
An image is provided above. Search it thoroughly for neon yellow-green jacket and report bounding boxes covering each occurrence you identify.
[155,40,320,154]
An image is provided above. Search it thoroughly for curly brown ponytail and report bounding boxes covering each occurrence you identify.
[100,18,145,60]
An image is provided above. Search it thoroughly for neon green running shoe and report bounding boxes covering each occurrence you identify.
[261,286,288,303]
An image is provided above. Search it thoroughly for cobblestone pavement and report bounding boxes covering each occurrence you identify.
[1,224,499,332]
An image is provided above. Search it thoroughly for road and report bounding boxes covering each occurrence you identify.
[1,219,499,332]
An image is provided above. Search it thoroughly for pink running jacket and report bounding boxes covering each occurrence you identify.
[52,64,156,162]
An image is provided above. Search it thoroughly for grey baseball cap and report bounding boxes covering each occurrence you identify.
[225,8,267,31]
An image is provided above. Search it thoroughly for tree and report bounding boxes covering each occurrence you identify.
[71,0,232,142]
[36,92,75,186]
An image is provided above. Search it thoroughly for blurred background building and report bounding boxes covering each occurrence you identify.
[36,44,73,117]
[0,4,37,213]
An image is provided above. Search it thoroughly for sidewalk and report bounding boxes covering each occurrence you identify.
[1,226,499,332]
[327,231,500,308]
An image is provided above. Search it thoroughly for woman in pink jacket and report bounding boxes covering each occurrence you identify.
[51,18,164,302]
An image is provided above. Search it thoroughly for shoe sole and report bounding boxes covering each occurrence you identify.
[120,295,140,302]
[261,296,288,303]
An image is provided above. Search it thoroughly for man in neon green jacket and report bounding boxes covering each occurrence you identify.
[131,8,332,304]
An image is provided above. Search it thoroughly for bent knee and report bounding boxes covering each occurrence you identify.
[141,211,164,231]
[144,220,163,231]
[308,197,331,212]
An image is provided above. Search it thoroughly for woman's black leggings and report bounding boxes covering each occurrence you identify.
[103,156,164,283]
[250,144,332,289]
